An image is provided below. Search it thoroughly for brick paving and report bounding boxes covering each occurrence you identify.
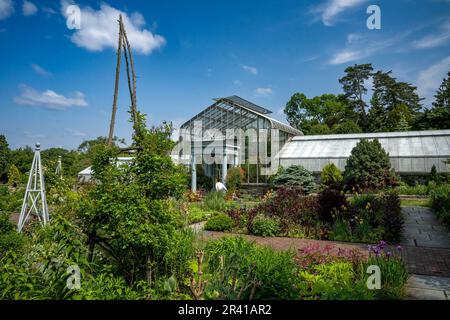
[400,207,450,277]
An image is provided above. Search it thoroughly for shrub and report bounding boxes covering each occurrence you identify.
[429,164,441,184]
[344,139,398,192]
[396,183,428,195]
[317,188,347,223]
[204,213,234,231]
[321,163,343,189]
[251,215,280,237]
[270,165,316,193]
[299,261,372,300]
[203,191,227,212]
[375,191,403,243]
[225,167,244,191]
[253,187,318,234]
[204,237,300,299]
[430,184,450,227]
[350,191,403,242]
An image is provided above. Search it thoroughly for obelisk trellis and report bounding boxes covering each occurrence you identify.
[17,143,49,232]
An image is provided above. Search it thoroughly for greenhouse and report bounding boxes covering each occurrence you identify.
[276,130,450,175]
[175,95,302,189]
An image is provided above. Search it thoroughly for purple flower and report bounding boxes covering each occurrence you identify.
[396,245,402,252]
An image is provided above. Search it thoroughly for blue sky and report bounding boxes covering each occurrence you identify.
[0,0,449,149]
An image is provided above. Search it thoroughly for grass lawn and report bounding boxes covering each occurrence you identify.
[400,198,430,207]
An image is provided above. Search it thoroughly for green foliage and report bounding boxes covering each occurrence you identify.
[225,167,244,191]
[339,63,373,130]
[299,261,372,300]
[7,164,21,187]
[284,93,355,134]
[348,191,403,243]
[419,72,450,130]
[271,165,316,193]
[203,191,227,212]
[396,183,428,195]
[320,163,343,188]
[344,139,398,192]
[430,184,450,227]
[363,244,409,300]
[429,165,440,184]
[0,134,10,183]
[0,212,26,257]
[251,214,280,237]
[0,186,23,214]
[204,237,300,300]
[204,213,234,231]
[331,120,362,134]
[317,188,347,223]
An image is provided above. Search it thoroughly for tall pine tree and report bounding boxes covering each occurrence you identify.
[339,64,373,130]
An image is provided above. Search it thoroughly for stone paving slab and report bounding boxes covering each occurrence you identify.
[401,206,450,249]
[406,275,449,300]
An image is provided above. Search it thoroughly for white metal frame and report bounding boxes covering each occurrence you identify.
[17,143,49,232]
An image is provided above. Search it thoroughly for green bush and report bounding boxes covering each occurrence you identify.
[321,163,343,188]
[225,167,244,191]
[396,183,428,195]
[203,191,227,212]
[204,237,300,299]
[299,261,372,300]
[251,214,280,237]
[344,139,398,192]
[271,165,316,194]
[204,213,234,231]
[430,184,450,227]
[317,188,347,223]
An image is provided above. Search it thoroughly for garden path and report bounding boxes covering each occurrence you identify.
[400,206,450,299]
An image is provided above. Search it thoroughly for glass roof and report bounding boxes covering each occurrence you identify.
[180,96,302,136]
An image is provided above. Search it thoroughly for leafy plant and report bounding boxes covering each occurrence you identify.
[251,215,280,237]
[204,237,300,300]
[226,167,244,192]
[203,191,227,212]
[317,188,347,223]
[204,213,234,231]
[270,165,317,193]
[344,139,398,192]
[321,163,343,189]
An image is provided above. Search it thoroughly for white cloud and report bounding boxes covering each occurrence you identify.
[31,64,52,77]
[417,56,450,102]
[328,32,410,65]
[23,131,46,139]
[329,49,363,65]
[233,79,242,86]
[242,65,258,75]
[14,85,88,110]
[67,129,87,137]
[412,20,450,49]
[254,87,273,97]
[22,1,37,16]
[312,0,367,26]
[0,0,14,20]
[42,6,56,16]
[61,1,166,55]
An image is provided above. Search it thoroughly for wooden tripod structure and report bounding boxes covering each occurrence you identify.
[108,14,139,147]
